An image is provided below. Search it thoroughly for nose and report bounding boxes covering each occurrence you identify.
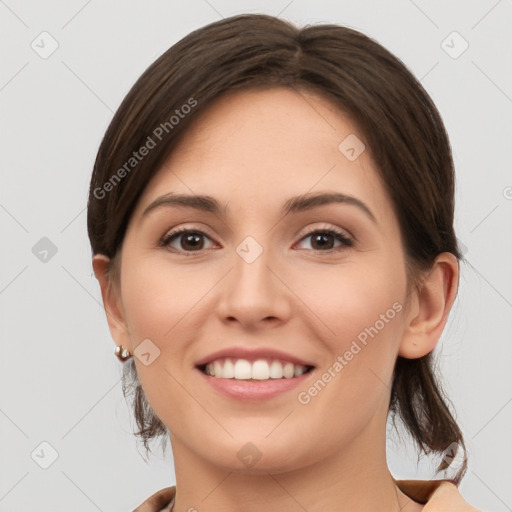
[216,237,292,329]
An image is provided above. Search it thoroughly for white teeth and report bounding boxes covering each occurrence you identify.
[269,360,283,379]
[251,360,269,380]
[294,365,305,377]
[283,362,294,379]
[223,358,235,378]
[234,359,252,379]
[204,358,310,380]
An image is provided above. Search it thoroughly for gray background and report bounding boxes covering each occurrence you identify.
[1,1,511,511]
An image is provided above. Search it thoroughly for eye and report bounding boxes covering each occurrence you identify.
[295,226,353,252]
[160,228,216,254]
[160,225,354,255]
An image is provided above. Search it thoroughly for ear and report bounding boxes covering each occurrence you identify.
[398,252,459,359]
[92,254,132,353]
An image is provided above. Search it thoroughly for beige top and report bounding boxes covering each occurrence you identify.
[133,479,483,511]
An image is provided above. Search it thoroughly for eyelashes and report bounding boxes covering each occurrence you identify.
[159,225,354,256]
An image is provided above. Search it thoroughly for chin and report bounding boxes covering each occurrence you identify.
[201,436,313,475]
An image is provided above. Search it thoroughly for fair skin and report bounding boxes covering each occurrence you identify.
[93,87,458,512]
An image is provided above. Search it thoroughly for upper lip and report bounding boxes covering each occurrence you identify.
[195,347,316,368]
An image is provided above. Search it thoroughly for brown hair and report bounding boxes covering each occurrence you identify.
[87,13,467,481]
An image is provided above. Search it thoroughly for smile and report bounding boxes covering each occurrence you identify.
[198,357,315,380]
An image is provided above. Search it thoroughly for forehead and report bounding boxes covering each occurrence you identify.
[133,86,390,222]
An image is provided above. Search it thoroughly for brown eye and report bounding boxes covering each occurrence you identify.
[296,229,353,252]
[161,229,214,253]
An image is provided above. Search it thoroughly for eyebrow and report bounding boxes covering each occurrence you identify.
[142,191,377,224]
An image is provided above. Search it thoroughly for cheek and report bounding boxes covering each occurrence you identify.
[120,256,203,341]
[121,245,407,374]
[293,273,405,441]
[298,255,406,345]
[119,257,207,421]
[121,241,407,409]
[297,257,406,405]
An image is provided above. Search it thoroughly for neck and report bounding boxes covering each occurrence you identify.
[168,411,423,512]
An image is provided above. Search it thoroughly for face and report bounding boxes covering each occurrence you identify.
[110,87,412,473]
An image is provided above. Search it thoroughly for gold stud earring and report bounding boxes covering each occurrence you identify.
[115,345,132,362]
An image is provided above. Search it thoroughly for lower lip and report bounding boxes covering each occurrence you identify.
[195,367,315,401]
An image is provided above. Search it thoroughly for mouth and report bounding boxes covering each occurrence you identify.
[196,357,316,381]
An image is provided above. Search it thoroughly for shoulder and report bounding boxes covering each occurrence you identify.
[135,481,487,511]
[396,479,484,511]
[132,486,176,512]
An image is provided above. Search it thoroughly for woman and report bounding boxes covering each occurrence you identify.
[87,13,482,512]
